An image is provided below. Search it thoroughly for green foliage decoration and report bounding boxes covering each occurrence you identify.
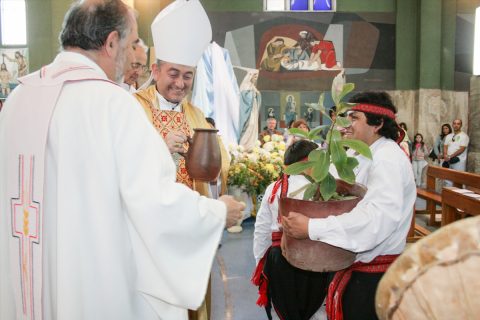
[284,82,372,201]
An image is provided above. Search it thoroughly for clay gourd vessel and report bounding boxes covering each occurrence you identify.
[184,128,221,181]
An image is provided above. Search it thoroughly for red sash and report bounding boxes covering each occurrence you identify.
[251,232,282,307]
[326,254,399,320]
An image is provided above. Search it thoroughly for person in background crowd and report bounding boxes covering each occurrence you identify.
[431,123,452,164]
[398,122,412,159]
[329,105,337,123]
[259,117,283,145]
[411,133,430,187]
[121,38,148,92]
[286,118,310,147]
[399,122,410,140]
[443,119,469,186]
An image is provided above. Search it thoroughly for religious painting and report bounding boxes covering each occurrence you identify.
[280,92,301,128]
[256,25,344,91]
[0,48,28,99]
[258,30,341,73]
[265,105,280,121]
[258,91,280,131]
[300,102,316,128]
[212,11,395,91]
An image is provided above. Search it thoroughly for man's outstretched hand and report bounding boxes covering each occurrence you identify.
[219,195,245,228]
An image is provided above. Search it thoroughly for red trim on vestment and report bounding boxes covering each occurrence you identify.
[351,103,395,120]
[326,254,399,320]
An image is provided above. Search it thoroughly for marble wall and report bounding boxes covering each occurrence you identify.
[468,76,480,173]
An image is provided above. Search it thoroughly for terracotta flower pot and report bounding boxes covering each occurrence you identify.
[279,180,367,272]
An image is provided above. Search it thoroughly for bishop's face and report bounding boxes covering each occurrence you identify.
[152,61,194,103]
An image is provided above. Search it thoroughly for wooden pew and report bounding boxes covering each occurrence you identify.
[408,166,480,242]
[441,187,480,226]
[416,166,480,225]
[407,212,432,243]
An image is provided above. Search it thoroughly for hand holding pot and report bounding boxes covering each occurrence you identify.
[165,130,188,154]
[219,195,245,228]
[282,211,309,239]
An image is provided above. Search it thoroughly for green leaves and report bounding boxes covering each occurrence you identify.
[308,125,329,141]
[334,157,358,184]
[288,128,310,138]
[320,173,337,201]
[309,150,329,182]
[284,161,313,175]
[306,93,327,118]
[333,82,355,106]
[329,130,347,164]
[284,81,370,202]
[340,139,372,159]
[303,182,319,201]
[337,102,355,115]
[335,116,351,128]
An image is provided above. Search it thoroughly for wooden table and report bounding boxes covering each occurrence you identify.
[441,187,480,226]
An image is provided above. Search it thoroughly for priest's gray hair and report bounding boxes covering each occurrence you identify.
[59,0,132,51]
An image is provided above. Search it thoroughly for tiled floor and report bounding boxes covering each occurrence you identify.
[211,198,439,320]
[211,217,270,320]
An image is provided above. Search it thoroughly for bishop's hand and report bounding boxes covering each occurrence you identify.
[164,130,188,154]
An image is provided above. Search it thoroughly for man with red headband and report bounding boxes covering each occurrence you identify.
[283,91,416,320]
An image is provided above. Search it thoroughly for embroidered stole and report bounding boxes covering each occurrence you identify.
[4,62,115,320]
[147,104,194,188]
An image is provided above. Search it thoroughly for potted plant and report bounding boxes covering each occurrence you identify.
[280,82,373,272]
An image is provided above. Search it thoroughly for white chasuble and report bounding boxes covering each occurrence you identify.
[0,52,226,320]
[0,61,114,320]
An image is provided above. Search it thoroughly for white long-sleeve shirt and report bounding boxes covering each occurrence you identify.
[253,175,310,265]
[309,137,416,263]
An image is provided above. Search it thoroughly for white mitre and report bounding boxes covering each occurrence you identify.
[151,0,212,67]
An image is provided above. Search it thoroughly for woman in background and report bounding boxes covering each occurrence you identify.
[432,123,452,164]
[286,119,310,147]
[412,133,430,187]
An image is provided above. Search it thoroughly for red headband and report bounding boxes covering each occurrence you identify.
[351,103,396,120]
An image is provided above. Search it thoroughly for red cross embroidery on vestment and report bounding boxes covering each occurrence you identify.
[10,154,41,319]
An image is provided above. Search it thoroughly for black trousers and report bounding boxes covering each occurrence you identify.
[327,271,384,320]
[263,247,329,320]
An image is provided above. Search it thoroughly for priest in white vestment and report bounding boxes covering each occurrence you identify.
[0,1,243,320]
